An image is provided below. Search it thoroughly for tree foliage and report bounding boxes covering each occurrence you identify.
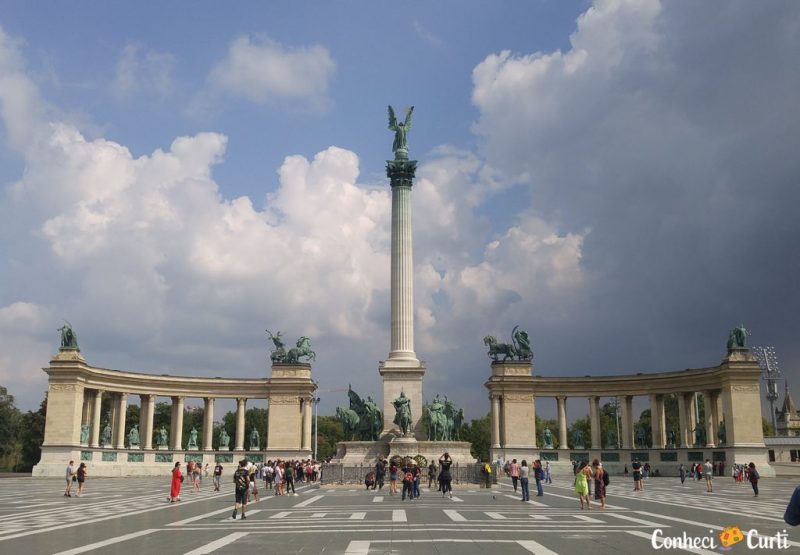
[461,413,490,462]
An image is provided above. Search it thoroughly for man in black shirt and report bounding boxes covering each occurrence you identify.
[213,464,223,492]
[232,460,249,520]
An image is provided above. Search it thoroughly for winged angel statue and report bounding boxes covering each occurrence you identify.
[388,105,414,159]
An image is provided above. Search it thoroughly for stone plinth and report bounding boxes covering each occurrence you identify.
[332,438,474,465]
[379,361,426,437]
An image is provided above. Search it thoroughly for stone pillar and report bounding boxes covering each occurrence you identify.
[530,396,538,448]
[677,393,689,448]
[557,396,568,449]
[710,390,721,445]
[302,398,313,450]
[619,395,633,449]
[203,397,215,451]
[114,393,128,449]
[142,394,155,450]
[109,395,119,447]
[171,396,184,450]
[703,391,716,447]
[235,398,246,451]
[687,393,697,446]
[650,394,666,448]
[81,395,91,426]
[589,396,601,449]
[90,390,103,448]
[490,395,501,449]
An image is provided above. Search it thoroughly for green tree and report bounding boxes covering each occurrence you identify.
[461,414,490,462]
[762,418,774,437]
[18,396,47,472]
[535,415,559,448]
[0,386,22,471]
[315,415,344,460]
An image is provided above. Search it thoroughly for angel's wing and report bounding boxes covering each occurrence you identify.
[387,105,397,129]
[403,106,414,130]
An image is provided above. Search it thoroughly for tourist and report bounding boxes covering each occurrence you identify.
[249,462,260,501]
[213,462,223,492]
[704,459,714,493]
[519,460,530,502]
[375,456,386,491]
[264,461,274,490]
[64,460,76,497]
[718,461,725,478]
[193,461,202,491]
[482,460,492,489]
[232,460,249,520]
[534,459,544,497]
[412,461,421,498]
[623,464,629,478]
[187,461,195,490]
[389,459,399,495]
[285,461,296,496]
[544,461,552,484]
[76,462,87,497]
[695,462,703,481]
[438,452,453,498]
[784,484,800,525]
[748,462,760,496]
[274,461,284,496]
[169,462,183,503]
[401,461,414,501]
[679,463,686,485]
[365,471,376,490]
[575,461,591,510]
[592,459,606,510]
[631,459,643,491]
[204,463,209,478]
[427,460,437,490]
[509,459,520,492]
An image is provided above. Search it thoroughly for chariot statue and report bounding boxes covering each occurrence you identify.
[57,321,79,349]
[511,325,532,360]
[726,324,748,350]
[483,335,516,361]
[266,330,287,363]
[286,336,316,363]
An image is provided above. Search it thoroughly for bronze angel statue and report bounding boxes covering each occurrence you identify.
[388,105,414,159]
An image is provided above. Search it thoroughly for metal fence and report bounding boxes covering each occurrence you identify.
[321,462,486,485]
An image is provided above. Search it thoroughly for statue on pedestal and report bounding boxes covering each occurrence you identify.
[219,428,230,450]
[426,395,447,441]
[101,423,112,446]
[187,428,199,450]
[392,391,412,436]
[543,427,554,449]
[363,395,382,441]
[717,420,726,445]
[388,105,414,159]
[157,426,168,448]
[666,427,676,448]
[692,425,706,447]
[335,406,360,440]
[635,425,647,449]
[266,330,287,363]
[726,324,748,350]
[572,428,585,449]
[606,429,617,449]
[57,321,79,349]
[249,428,260,450]
[80,424,89,444]
[286,336,316,363]
[511,325,533,360]
[128,425,140,447]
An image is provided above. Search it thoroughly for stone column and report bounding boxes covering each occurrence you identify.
[142,394,155,450]
[677,393,689,448]
[81,395,91,426]
[171,396,184,450]
[490,395,501,449]
[619,395,633,449]
[109,395,119,447]
[90,390,103,448]
[589,396,601,449]
[650,394,666,448]
[302,398,313,450]
[557,396,568,449]
[235,398,246,451]
[530,396,538,448]
[703,391,716,447]
[203,397,215,451]
[710,390,721,445]
[114,393,128,449]
[687,393,697,446]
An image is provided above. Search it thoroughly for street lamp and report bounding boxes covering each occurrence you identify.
[752,346,781,435]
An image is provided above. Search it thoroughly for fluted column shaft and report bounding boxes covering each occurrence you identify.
[650,394,666,448]
[203,397,215,451]
[589,396,601,448]
[302,398,313,450]
[678,393,689,448]
[704,391,717,447]
[619,395,633,449]
[557,396,568,449]
[490,396,501,448]
[235,398,246,451]
[142,394,155,450]
[171,396,184,450]
[387,184,418,362]
[90,390,103,447]
[114,393,128,449]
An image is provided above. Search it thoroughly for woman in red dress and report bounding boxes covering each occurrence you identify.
[170,461,183,503]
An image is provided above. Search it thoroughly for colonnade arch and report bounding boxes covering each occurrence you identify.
[33,346,316,476]
[486,347,773,476]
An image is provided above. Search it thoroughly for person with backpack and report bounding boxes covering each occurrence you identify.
[401,461,414,501]
[264,461,274,491]
[631,459,643,491]
[592,459,607,510]
[232,460,249,520]
[748,462,760,496]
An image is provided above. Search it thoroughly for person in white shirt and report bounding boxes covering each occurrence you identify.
[703,459,714,493]
[64,460,75,497]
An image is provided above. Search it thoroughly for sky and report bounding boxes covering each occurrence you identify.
[0,0,798,425]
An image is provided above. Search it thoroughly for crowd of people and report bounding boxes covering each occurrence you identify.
[365,453,455,500]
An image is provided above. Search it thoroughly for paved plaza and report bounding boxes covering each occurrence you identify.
[0,474,798,554]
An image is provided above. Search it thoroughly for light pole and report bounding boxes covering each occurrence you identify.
[752,346,781,435]
[313,396,320,460]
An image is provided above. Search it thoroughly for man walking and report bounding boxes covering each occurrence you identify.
[64,460,75,497]
[232,460,249,520]
[374,457,386,491]
[213,462,223,492]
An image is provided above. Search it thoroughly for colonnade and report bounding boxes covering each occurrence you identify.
[489,390,723,450]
